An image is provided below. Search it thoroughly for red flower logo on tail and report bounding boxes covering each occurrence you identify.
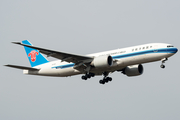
[28,50,39,62]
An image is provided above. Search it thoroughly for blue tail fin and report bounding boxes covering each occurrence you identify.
[22,40,49,67]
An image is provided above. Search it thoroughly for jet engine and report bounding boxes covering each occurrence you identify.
[122,64,144,77]
[91,55,113,68]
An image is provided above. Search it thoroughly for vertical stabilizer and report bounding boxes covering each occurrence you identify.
[22,40,49,67]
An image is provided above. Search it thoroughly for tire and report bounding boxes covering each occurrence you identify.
[108,77,112,81]
[87,74,91,78]
[104,78,109,83]
[82,76,87,80]
[90,73,95,77]
[160,65,165,68]
[99,80,105,84]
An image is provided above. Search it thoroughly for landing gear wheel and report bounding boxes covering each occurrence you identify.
[81,73,95,80]
[82,76,87,80]
[104,78,109,83]
[160,64,165,69]
[99,80,105,84]
[86,74,91,78]
[107,77,112,81]
[90,73,95,77]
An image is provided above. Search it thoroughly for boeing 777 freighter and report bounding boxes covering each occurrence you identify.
[5,40,178,84]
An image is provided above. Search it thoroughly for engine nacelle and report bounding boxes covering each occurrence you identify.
[91,55,113,68]
[123,64,144,77]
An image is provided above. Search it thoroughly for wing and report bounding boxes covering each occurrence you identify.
[12,42,93,64]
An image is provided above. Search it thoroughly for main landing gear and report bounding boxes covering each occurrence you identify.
[81,71,112,85]
[160,58,168,69]
[82,73,95,80]
[99,72,112,85]
[99,77,112,84]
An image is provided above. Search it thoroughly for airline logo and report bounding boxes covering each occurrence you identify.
[28,50,39,62]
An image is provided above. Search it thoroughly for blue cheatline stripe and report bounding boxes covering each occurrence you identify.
[112,48,177,59]
[52,47,178,69]
[52,63,75,69]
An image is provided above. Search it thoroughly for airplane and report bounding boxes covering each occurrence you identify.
[5,40,178,84]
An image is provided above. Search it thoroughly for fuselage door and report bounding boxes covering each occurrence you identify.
[153,45,158,52]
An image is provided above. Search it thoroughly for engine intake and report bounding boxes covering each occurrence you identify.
[91,55,113,68]
[123,64,144,77]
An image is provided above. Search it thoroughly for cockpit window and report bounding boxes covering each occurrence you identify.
[167,45,174,47]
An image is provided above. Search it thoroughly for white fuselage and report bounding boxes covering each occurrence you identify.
[23,43,178,77]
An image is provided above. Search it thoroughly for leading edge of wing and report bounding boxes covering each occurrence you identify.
[12,41,93,63]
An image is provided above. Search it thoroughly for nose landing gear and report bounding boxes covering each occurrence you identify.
[160,58,168,69]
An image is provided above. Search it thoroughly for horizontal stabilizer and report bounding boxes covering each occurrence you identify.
[4,64,39,71]
[11,42,21,44]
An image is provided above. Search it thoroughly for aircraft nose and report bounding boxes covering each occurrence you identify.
[174,47,178,53]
